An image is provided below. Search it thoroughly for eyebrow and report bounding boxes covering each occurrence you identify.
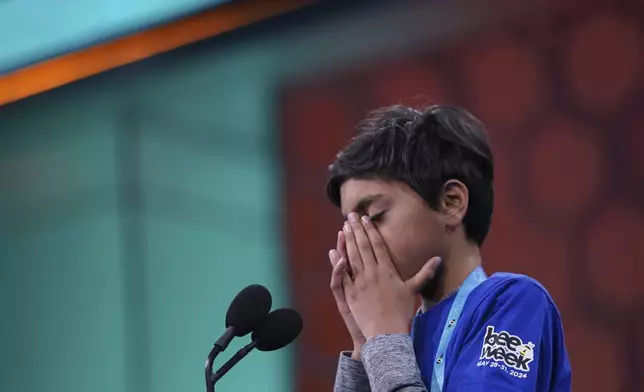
[343,194,385,220]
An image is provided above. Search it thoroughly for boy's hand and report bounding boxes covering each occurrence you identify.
[329,231,366,359]
[342,212,441,340]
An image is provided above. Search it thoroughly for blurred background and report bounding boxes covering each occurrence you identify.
[1,0,643,391]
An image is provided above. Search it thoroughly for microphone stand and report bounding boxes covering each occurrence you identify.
[212,340,258,384]
[205,326,235,392]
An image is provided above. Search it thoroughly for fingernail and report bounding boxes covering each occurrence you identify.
[361,215,370,224]
[329,249,338,259]
[343,222,351,232]
[348,212,358,222]
[434,257,442,266]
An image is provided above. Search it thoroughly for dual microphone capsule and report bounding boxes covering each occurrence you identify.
[205,285,303,392]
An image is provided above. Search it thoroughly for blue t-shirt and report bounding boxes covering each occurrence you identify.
[411,273,571,392]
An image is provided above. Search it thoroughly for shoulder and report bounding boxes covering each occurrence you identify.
[474,272,560,315]
[481,272,553,300]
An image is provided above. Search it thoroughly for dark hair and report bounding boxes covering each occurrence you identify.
[326,104,494,246]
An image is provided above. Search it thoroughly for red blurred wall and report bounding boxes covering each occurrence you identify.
[280,1,644,391]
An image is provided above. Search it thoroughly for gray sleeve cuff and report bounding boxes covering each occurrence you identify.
[361,334,427,392]
[334,351,371,392]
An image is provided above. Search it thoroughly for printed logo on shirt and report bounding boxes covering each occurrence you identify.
[479,325,535,372]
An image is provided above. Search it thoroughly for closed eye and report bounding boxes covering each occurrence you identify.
[369,211,386,223]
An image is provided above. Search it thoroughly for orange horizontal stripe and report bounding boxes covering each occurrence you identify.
[0,0,310,106]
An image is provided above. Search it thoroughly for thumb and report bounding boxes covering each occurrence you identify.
[406,257,442,293]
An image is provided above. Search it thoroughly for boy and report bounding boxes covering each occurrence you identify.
[326,105,571,391]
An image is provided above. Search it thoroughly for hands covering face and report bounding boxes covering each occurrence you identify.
[329,212,442,341]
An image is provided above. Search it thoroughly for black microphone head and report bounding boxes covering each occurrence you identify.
[251,308,303,352]
[225,284,272,337]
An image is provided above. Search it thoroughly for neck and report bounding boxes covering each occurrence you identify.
[421,242,482,311]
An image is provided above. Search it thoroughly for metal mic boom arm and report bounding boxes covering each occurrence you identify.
[212,340,258,383]
[205,326,235,392]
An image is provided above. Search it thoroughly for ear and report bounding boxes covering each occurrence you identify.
[440,179,468,226]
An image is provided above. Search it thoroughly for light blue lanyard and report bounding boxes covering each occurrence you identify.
[430,266,487,392]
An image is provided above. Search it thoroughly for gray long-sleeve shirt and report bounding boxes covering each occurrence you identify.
[333,334,426,392]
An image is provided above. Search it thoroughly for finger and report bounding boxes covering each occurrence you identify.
[361,215,395,271]
[406,257,442,293]
[343,221,364,275]
[341,263,355,295]
[329,257,346,296]
[348,213,377,270]
[330,259,355,314]
[329,249,340,268]
[334,257,355,293]
[337,231,353,276]
[337,231,348,260]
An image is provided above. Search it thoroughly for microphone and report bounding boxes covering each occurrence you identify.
[223,284,272,344]
[212,308,304,383]
[205,285,272,392]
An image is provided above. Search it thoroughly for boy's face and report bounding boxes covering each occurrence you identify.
[339,178,448,282]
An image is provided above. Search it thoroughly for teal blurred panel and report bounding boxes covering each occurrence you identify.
[0,0,230,73]
[0,111,123,392]
[143,220,288,392]
[138,113,289,392]
[1,215,125,391]
[0,102,119,209]
[137,116,273,214]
